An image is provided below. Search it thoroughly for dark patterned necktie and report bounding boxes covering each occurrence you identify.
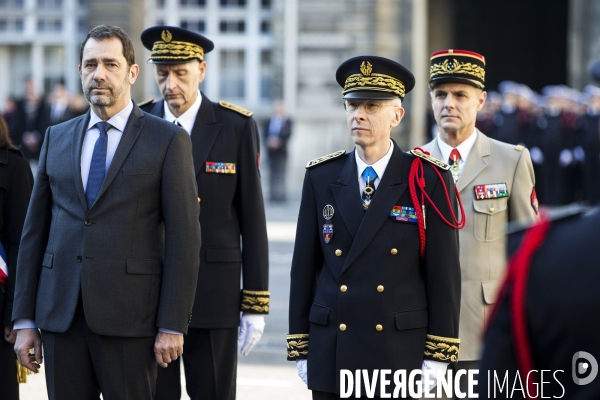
[361,166,378,210]
[86,121,111,208]
[173,119,182,127]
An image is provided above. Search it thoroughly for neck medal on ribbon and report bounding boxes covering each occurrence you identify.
[322,204,334,244]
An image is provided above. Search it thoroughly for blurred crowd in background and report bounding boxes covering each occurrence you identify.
[427,81,600,207]
[4,76,600,208]
[1,78,89,163]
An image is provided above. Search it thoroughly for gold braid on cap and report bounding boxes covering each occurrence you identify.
[150,40,205,61]
[430,58,485,83]
[342,61,406,98]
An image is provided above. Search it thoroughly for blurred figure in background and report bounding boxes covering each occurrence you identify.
[37,79,75,132]
[581,85,600,204]
[0,114,34,400]
[264,100,292,202]
[15,77,47,162]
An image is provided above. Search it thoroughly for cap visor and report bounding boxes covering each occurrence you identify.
[342,90,400,100]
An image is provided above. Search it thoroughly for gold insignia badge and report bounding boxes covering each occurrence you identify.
[360,61,372,76]
[161,30,172,43]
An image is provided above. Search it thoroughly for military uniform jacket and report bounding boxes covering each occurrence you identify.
[287,142,461,395]
[142,93,269,328]
[422,129,537,361]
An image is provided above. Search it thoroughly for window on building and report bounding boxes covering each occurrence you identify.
[181,20,205,32]
[260,50,273,100]
[37,18,62,32]
[156,0,164,6]
[260,20,270,33]
[37,0,62,8]
[78,18,86,34]
[0,20,6,31]
[181,0,206,5]
[15,18,23,31]
[219,0,245,6]
[261,0,270,8]
[219,50,245,99]
[219,20,245,33]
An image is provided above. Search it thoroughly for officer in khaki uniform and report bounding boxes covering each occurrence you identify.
[421,49,537,398]
[288,56,462,399]
[139,26,269,400]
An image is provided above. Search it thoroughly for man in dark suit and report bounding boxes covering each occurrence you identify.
[140,26,269,400]
[287,56,462,399]
[264,100,292,202]
[478,206,600,399]
[12,25,201,400]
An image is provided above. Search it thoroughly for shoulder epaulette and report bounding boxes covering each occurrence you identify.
[218,100,253,117]
[515,144,525,152]
[137,98,154,108]
[306,150,346,169]
[410,149,450,171]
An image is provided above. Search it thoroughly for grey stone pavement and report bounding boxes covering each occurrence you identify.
[18,184,313,399]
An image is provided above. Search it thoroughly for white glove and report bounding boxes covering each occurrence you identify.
[238,313,265,356]
[296,359,308,385]
[421,360,448,394]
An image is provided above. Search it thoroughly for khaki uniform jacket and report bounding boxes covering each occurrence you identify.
[421,129,537,360]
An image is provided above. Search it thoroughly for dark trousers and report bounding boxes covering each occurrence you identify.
[41,300,157,400]
[154,327,238,400]
[0,329,19,400]
[267,150,288,202]
[435,360,479,400]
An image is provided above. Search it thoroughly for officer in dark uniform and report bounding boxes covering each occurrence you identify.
[478,206,600,399]
[287,56,462,399]
[139,26,269,400]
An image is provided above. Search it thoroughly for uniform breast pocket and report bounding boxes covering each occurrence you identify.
[473,198,508,242]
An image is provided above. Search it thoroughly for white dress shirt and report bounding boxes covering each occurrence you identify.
[81,100,132,190]
[163,90,202,135]
[436,129,478,178]
[354,139,394,196]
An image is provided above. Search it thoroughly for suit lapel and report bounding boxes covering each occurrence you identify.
[191,93,222,176]
[88,104,145,213]
[457,130,490,193]
[72,112,91,212]
[342,143,407,273]
[331,151,363,239]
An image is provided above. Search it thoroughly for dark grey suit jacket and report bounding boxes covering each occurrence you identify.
[12,103,201,337]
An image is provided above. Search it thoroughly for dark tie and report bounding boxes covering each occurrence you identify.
[173,119,182,127]
[361,166,378,210]
[86,121,111,208]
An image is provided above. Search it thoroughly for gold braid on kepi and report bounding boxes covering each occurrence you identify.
[141,25,215,65]
[423,334,460,363]
[240,290,270,314]
[286,334,309,361]
[429,49,486,90]
[336,56,415,100]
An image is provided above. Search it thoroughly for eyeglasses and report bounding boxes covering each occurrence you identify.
[343,100,399,114]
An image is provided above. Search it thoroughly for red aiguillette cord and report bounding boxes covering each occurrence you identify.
[408,147,466,259]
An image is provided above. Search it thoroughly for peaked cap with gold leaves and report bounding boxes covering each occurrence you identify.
[141,25,214,64]
[335,55,415,100]
[429,49,486,89]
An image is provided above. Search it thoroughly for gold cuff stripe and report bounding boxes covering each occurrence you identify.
[151,40,205,61]
[287,334,309,360]
[343,73,406,97]
[424,334,460,363]
[240,290,270,314]
[430,59,485,82]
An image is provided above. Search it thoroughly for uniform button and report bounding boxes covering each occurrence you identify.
[340,285,347,292]
[339,324,347,331]
[377,285,384,292]
[335,249,342,256]
[77,256,82,262]
[390,248,398,255]
[198,197,201,203]
[489,207,495,213]
[376,324,383,331]
[84,220,91,226]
